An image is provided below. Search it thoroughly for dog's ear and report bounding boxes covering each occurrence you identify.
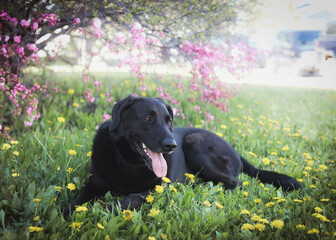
[155,98,174,132]
[109,95,138,134]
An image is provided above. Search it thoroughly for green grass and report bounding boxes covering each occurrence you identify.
[1,73,336,239]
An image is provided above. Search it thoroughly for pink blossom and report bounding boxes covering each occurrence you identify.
[74,18,80,25]
[14,36,21,43]
[92,18,102,29]
[17,47,24,54]
[26,43,37,51]
[4,36,9,42]
[115,32,126,44]
[24,121,33,127]
[32,22,38,30]
[20,19,30,27]
[103,113,111,121]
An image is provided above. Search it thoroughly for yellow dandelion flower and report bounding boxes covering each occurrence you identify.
[318,164,328,171]
[282,145,289,151]
[237,104,243,109]
[296,224,305,229]
[185,173,195,182]
[97,223,104,229]
[149,208,160,217]
[242,181,249,186]
[54,186,62,192]
[162,177,171,183]
[2,143,11,150]
[10,140,19,145]
[215,202,224,209]
[148,237,156,240]
[161,233,168,239]
[73,103,79,107]
[33,216,40,221]
[57,117,65,123]
[66,168,73,173]
[294,199,303,203]
[320,198,329,202]
[258,218,269,224]
[216,132,223,137]
[240,209,250,215]
[241,223,254,231]
[12,173,20,178]
[254,198,261,204]
[68,89,75,94]
[314,207,323,213]
[67,183,76,191]
[221,125,227,129]
[270,220,284,229]
[33,198,41,203]
[169,185,177,192]
[243,191,248,197]
[255,223,266,232]
[217,187,223,192]
[307,228,319,234]
[13,151,19,156]
[155,185,164,193]
[69,222,83,231]
[262,158,270,165]
[203,200,211,207]
[29,226,44,232]
[75,205,88,212]
[251,215,260,222]
[123,210,134,221]
[146,195,154,203]
[312,213,329,222]
[69,150,77,156]
[105,234,110,240]
[309,185,316,189]
[87,151,92,157]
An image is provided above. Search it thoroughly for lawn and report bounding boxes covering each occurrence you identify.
[1,73,335,239]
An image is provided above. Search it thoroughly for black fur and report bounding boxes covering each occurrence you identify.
[64,95,302,216]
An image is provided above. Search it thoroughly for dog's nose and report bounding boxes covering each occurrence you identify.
[162,138,177,152]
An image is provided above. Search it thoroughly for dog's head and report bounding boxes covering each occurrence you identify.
[109,95,176,178]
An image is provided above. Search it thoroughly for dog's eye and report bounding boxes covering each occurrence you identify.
[144,116,152,122]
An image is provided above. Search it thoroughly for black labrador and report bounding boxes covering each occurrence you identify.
[64,95,302,216]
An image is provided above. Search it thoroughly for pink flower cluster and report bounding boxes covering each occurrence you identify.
[0,10,59,134]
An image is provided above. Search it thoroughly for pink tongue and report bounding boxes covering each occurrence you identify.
[147,148,167,178]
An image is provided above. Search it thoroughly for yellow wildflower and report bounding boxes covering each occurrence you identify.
[203,200,211,207]
[216,132,223,137]
[254,223,266,232]
[243,191,248,197]
[161,233,168,239]
[66,168,73,173]
[67,183,76,191]
[69,150,77,156]
[242,181,249,186]
[155,185,164,193]
[69,222,83,231]
[162,177,171,183]
[254,198,261,204]
[10,140,19,145]
[123,210,134,221]
[215,202,224,209]
[185,173,195,183]
[251,215,260,222]
[241,223,254,231]
[97,223,104,229]
[307,228,319,234]
[12,173,20,178]
[320,198,329,202]
[29,226,44,232]
[270,220,284,229]
[33,216,40,221]
[262,158,270,165]
[240,209,250,215]
[2,143,11,150]
[87,151,92,157]
[296,224,305,229]
[13,151,19,156]
[149,208,160,217]
[75,205,88,212]
[73,103,79,107]
[221,125,227,129]
[148,237,156,240]
[314,207,323,213]
[68,89,75,94]
[54,186,62,192]
[169,185,177,192]
[57,117,65,123]
[146,195,154,203]
[282,145,289,151]
[33,199,41,203]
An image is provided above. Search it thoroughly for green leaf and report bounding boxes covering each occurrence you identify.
[26,182,36,199]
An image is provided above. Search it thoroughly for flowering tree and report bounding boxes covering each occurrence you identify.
[0,0,260,135]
